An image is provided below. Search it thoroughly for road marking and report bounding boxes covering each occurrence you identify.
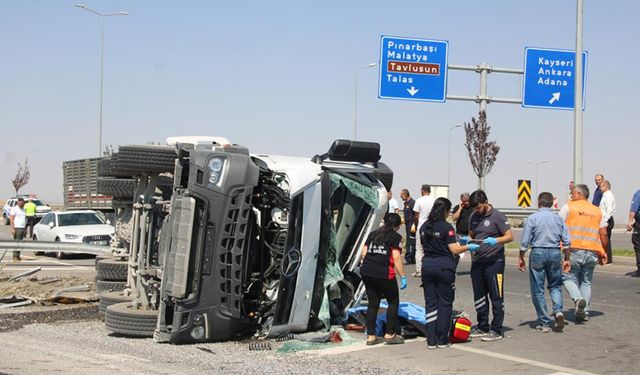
[311,339,599,375]
[503,289,640,311]
[1,266,94,272]
[451,345,600,375]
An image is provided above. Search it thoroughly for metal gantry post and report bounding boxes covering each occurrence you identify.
[574,0,584,185]
[478,62,489,113]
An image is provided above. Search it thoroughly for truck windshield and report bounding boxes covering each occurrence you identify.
[329,173,378,268]
[58,213,106,226]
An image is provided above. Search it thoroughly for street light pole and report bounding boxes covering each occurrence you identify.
[447,124,462,194]
[74,4,128,157]
[353,63,377,141]
[528,160,548,199]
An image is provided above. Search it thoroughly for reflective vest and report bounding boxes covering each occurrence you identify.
[565,200,604,254]
[24,201,36,217]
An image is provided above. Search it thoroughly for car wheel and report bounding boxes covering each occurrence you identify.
[112,145,176,175]
[33,235,44,256]
[3,214,9,225]
[99,291,133,317]
[54,238,64,259]
[104,302,158,337]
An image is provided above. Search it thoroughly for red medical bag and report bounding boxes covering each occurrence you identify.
[449,316,472,343]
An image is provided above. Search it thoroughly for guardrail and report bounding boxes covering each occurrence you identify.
[0,240,110,256]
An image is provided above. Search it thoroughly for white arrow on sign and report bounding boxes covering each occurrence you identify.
[548,92,560,104]
[407,86,419,96]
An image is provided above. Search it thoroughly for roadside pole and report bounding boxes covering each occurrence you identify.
[574,0,584,184]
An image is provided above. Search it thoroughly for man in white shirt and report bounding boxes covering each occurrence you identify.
[10,197,27,261]
[599,180,615,264]
[387,191,400,214]
[412,184,435,277]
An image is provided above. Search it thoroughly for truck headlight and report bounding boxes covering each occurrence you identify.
[207,157,225,185]
[65,234,80,240]
[190,325,205,340]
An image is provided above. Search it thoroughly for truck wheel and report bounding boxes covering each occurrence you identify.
[99,291,133,317]
[97,157,113,177]
[98,154,134,178]
[104,302,158,337]
[112,145,176,175]
[96,259,128,281]
[96,280,127,293]
[97,178,136,198]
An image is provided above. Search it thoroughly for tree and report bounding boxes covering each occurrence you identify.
[103,144,115,157]
[464,110,500,190]
[12,159,31,195]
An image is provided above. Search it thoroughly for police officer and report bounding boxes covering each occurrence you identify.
[400,188,416,264]
[360,213,407,345]
[24,198,37,238]
[463,190,513,342]
[626,188,640,277]
[420,197,479,349]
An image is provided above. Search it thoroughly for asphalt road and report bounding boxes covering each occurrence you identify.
[336,256,640,375]
[1,221,639,374]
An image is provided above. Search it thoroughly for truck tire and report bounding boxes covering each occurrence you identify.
[97,158,112,177]
[99,291,133,317]
[105,302,158,337]
[96,259,128,281]
[96,280,127,293]
[113,145,176,175]
[97,178,136,198]
[98,154,135,178]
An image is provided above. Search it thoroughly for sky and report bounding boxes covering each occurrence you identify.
[1,1,638,223]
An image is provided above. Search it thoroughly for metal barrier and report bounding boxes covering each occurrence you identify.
[497,207,538,219]
[0,240,110,256]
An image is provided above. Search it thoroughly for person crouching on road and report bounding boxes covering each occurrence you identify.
[420,198,479,349]
[463,190,513,342]
[518,192,571,333]
[359,213,407,345]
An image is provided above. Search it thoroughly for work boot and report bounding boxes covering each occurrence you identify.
[575,298,587,322]
[554,312,565,332]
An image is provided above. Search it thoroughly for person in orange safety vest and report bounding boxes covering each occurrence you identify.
[558,184,609,323]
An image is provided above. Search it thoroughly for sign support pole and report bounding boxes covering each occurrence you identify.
[573,0,584,185]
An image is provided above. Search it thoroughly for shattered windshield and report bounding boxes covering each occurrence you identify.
[316,173,379,328]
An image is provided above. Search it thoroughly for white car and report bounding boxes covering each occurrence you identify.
[33,210,114,258]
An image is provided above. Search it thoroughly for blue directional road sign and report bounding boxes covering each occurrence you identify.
[522,47,587,110]
[378,36,448,102]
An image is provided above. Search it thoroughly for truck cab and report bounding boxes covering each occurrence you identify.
[154,139,392,344]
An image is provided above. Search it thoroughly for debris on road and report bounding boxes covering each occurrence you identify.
[7,266,42,282]
[0,295,33,309]
[53,284,92,297]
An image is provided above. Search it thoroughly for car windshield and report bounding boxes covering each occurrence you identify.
[31,199,44,206]
[58,212,106,226]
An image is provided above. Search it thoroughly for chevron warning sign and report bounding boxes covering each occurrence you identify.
[518,180,532,208]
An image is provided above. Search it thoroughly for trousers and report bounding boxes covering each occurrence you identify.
[470,259,505,334]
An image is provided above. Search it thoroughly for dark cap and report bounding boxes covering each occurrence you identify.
[421,184,431,193]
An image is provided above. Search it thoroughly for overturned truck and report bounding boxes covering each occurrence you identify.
[100,137,392,344]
